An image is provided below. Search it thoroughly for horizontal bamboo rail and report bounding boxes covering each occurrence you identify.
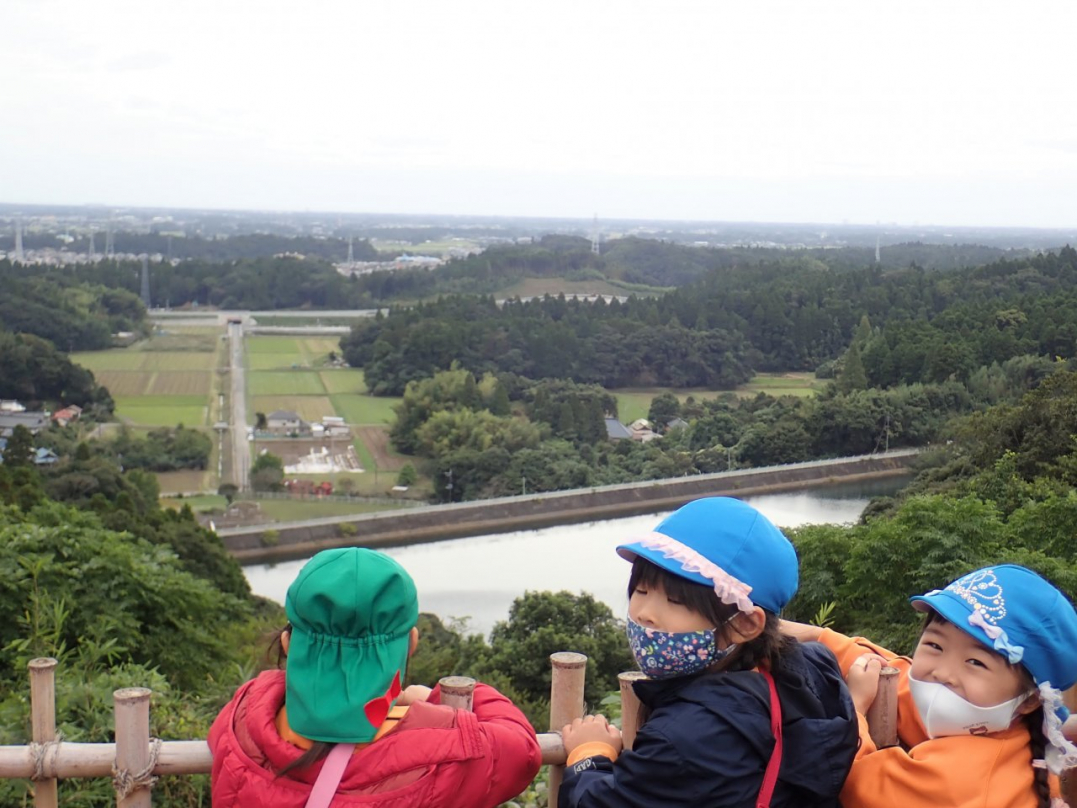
[7,656,1075,807]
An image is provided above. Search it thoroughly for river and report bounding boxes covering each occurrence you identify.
[244,479,902,637]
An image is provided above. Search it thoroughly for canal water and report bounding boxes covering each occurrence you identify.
[244,479,904,637]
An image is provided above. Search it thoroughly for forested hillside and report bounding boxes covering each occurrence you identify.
[343,246,1077,392]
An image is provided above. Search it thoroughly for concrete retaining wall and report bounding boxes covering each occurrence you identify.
[220,450,918,565]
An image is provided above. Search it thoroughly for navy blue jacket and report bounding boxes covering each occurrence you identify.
[560,641,857,807]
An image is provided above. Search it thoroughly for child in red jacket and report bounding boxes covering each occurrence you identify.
[784,564,1077,808]
[208,547,541,808]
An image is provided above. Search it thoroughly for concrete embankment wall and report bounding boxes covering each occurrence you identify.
[220,450,918,565]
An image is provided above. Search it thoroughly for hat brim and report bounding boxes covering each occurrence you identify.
[617,539,716,590]
[910,590,996,655]
[285,627,411,743]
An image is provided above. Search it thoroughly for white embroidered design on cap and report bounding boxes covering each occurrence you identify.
[947,569,1008,625]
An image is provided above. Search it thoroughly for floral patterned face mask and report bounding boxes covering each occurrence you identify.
[626,616,736,678]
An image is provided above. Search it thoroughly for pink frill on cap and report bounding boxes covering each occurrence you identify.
[638,533,756,613]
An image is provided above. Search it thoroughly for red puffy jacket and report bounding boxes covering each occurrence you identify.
[208,671,541,807]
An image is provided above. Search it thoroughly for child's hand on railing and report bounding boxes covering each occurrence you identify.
[398,684,433,705]
[847,654,888,715]
[561,714,623,758]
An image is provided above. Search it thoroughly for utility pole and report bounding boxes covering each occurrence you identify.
[445,468,454,502]
[521,476,527,496]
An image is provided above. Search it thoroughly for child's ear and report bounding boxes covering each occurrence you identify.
[727,608,767,643]
[408,626,419,657]
[1016,690,1041,716]
[281,629,291,656]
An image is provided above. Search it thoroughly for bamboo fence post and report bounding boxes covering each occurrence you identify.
[113,688,155,808]
[547,652,587,808]
[438,676,476,711]
[865,666,900,749]
[29,658,58,808]
[617,671,647,751]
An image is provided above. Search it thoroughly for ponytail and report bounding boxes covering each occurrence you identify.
[1026,709,1052,808]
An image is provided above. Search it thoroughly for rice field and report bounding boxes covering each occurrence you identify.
[247,371,327,396]
[148,371,213,396]
[114,396,210,428]
[330,393,400,425]
[319,369,366,395]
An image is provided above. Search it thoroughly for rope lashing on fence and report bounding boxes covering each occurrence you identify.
[28,732,63,781]
[111,738,162,801]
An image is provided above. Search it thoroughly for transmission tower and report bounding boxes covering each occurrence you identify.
[88,231,97,260]
[590,214,601,255]
[105,226,115,258]
[140,255,151,308]
[875,234,881,264]
[347,235,354,263]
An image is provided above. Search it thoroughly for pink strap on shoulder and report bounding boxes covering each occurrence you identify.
[756,670,783,808]
[304,743,355,808]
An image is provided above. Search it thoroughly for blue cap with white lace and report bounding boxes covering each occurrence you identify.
[911,564,1077,773]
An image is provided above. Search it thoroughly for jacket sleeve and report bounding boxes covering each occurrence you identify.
[816,628,899,677]
[559,705,765,808]
[559,720,695,808]
[429,682,542,806]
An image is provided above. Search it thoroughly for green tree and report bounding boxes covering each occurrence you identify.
[647,392,681,429]
[2,425,35,468]
[479,591,634,729]
[250,451,285,492]
[397,464,418,486]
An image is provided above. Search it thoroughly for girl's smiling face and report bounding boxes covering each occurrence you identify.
[910,617,1030,708]
[629,580,716,635]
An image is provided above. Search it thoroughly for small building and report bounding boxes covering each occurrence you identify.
[666,417,689,432]
[267,410,303,433]
[51,405,82,427]
[0,412,51,437]
[604,417,633,441]
[33,447,59,465]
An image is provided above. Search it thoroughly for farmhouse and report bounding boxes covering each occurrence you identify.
[51,405,82,427]
[604,417,633,441]
[0,412,51,437]
[266,410,304,434]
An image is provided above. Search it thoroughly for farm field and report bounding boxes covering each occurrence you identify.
[74,326,222,430]
[113,396,210,428]
[257,498,408,521]
[320,369,366,394]
[329,393,399,425]
[612,373,822,424]
[247,371,327,396]
[154,469,213,494]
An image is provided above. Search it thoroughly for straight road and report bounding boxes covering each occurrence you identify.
[228,320,251,491]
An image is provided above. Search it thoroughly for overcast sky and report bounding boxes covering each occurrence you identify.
[3,0,1076,228]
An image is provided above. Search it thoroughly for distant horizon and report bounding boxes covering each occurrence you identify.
[2,199,1075,235]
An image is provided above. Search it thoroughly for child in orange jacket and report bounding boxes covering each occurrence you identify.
[784,564,1077,808]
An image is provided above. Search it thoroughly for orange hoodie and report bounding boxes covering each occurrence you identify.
[817,628,1054,808]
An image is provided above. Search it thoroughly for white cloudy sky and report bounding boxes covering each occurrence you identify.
[3,0,1076,227]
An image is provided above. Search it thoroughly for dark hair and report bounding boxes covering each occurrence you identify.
[628,557,794,675]
[922,611,1047,808]
[270,623,333,777]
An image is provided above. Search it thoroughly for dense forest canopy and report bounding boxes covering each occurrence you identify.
[341,246,1077,393]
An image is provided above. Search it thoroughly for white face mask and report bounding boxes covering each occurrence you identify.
[908,672,1029,738]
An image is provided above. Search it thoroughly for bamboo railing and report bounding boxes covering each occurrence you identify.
[3,656,1072,808]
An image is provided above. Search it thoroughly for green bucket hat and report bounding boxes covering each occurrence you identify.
[284,548,418,743]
